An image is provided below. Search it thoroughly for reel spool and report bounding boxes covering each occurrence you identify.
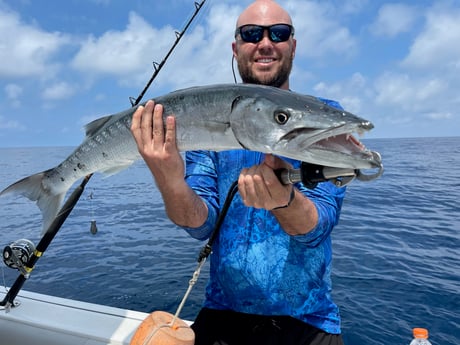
[3,239,36,271]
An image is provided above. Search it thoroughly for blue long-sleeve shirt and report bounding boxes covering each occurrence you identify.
[181,148,346,334]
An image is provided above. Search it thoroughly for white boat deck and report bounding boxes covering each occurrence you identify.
[0,288,150,345]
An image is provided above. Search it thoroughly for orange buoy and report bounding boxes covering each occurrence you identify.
[130,311,195,345]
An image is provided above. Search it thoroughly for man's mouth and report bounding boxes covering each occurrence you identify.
[255,57,276,64]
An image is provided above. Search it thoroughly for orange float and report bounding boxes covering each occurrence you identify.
[130,311,195,345]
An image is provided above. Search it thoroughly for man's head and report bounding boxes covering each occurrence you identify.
[232,0,296,90]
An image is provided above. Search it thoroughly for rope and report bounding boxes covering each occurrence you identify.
[169,257,207,327]
[167,180,239,324]
[142,322,191,345]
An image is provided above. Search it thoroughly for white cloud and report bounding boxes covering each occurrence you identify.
[402,5,460,70]
[5,83,23,99]
[370,3,418,38]
[425,112,452,120]
[0,115,25,130]
[0,8,69,78]
[374,72,448,110]
[339,0,369,15]
[285,0,357,59]
[4,83,23,107]
[41,82,76,100]
[313,73,371,114]
[71,12,176,83]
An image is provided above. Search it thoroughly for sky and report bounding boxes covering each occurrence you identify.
[0,0,459,147]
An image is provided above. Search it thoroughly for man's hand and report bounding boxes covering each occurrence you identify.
[131,100,208,228]
[131,100,184,185]
[238,154,294,210]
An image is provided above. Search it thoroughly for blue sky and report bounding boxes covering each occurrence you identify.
[0,0,459,147]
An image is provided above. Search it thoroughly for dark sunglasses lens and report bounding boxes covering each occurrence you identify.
[240,26,264,43]
[269,24,292,42]
[239,24,292,43]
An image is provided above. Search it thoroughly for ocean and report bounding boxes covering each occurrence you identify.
[0,137,459,345]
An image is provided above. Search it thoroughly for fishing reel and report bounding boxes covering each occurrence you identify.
[3,239,36,276]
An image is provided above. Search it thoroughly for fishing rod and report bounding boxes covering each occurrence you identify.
[1,0,208,310]
[130,1,206,106]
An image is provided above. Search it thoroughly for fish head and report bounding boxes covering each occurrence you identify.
[230,85,382,170]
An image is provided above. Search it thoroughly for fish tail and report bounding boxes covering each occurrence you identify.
[0,170,66,234]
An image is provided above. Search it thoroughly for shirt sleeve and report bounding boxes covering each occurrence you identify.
[180,150,220,240]
[290,97,346,246]
[293,180,346,247]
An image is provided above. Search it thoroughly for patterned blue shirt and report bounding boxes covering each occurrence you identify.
[180,97,346,334]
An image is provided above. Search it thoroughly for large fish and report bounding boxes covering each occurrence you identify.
[1,84,382,233]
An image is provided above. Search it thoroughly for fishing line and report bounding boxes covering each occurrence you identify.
[1,265,8,293]
[169,181,239,324]
[232,55,238,84]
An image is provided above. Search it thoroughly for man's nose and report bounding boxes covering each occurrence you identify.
[258,29,273,45]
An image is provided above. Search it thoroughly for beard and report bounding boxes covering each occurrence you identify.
[237,58,293,88]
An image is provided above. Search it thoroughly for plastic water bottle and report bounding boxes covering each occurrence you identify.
[409,328,432,345]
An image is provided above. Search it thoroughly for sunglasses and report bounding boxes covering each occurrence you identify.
[235,24,295,43]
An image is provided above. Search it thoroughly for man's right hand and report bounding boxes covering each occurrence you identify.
[130,100,185,186]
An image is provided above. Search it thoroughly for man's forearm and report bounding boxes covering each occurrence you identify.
[158,180,208,228]
[271,188,319,236]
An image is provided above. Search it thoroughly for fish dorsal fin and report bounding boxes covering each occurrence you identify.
[84,115,112,137]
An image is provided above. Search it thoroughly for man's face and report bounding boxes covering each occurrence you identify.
[233,24,296,90]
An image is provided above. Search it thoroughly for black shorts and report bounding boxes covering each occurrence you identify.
[191,307,344,345]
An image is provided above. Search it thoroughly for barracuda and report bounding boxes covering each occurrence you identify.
[1,83,382,233]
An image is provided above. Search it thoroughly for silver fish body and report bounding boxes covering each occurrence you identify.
[1,83,382,233]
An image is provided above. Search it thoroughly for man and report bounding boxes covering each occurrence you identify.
[131,1,345,344]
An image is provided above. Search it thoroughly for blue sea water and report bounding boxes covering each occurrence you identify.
[0,137,459,345]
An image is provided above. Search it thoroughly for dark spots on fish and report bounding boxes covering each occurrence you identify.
[77,163,86,170]
[60,177,65,182]
[102,152,108,158]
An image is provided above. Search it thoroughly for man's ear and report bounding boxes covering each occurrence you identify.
[232,41,238,58]
[291,38,297,60]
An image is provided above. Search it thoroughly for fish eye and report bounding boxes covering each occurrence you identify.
[274,111,289,125]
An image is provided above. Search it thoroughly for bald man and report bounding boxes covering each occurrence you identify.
[132,1,345,344]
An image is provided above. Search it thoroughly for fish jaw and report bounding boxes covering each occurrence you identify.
[229,86,380,169]
[275,122,381,169]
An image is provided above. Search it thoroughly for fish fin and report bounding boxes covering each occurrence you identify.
[99,163,133,176]
[0,170,66,235]
[84,115,112,137]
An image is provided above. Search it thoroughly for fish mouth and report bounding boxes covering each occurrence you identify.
[278,124,382,169]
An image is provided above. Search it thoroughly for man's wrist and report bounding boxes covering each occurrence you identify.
[272,186,296,210]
